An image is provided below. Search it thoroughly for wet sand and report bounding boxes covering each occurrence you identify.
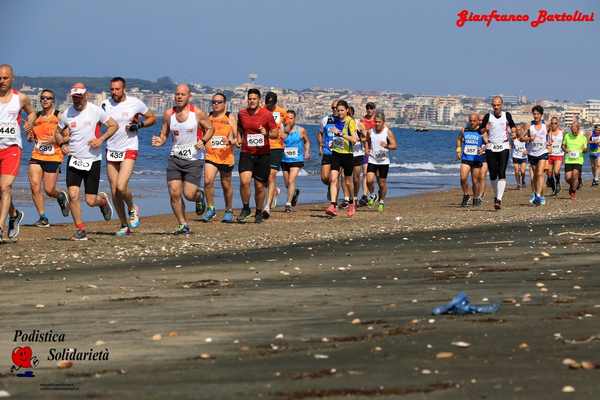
[1,186,600,399]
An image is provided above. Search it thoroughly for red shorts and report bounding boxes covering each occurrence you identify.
[106,149,138,162]
[0,145,22,176]
[548,155,563,165]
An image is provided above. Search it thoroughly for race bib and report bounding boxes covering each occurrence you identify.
[106,150,125,162]
[0,121,18,138]
[568,151,580,159]
[284,147,298,158]
[531,142,545,152]
[246,133,265,147]
[331,136,344,149]
[35,142,55,155]
[374,150,388,161]
[210,136,227,149]
[463,145,478,156]
[488,142,507,152]
[69,156,93,171]
[551,143,562,154]
[353,142,364,155]
[592,136,600,143]
[171,143,197,160]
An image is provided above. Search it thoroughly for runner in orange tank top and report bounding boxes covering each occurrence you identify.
[25,89,70,227]
[201,92,237,223]
[262,91,287,219]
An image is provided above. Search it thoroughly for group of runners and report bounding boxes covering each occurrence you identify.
[457,95,599,208]
[0,64,397,241]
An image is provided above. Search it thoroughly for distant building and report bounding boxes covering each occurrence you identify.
[585,99,600,122]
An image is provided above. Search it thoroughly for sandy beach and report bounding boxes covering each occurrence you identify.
[1,186,600,399]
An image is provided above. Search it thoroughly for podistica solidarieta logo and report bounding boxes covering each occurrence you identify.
[9,330,111,378]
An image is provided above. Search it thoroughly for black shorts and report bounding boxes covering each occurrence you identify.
[367,163,390,179]
[353,155,364,167]
[461,160,483,169]
[565,164,582,173]
[166,157,203,184]
[331,152,354,176]
[239,152,270,182]
[321,154,333,165]
[528,153,548,166]
[281,162,304,172]
[205,159,233,174]
[30,159,61,173]
[269,149,284,170]
[66,158,101,195]
[512,157,527,164]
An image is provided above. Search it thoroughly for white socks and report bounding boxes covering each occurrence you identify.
[497,179,506,200]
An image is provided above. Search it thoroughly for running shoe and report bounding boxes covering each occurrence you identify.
[201,206,216,222]
[367,193,378,207]
[98,192,113,221]
[461,194,470,207]
[539,196,546,206]
[529,193,536,205]
[116,226,132,237]
[291,189,300,207]
[325,204,337,217]
[221,209,234,223]
[129,205,141,228]
[358,195,369,207]
[592,179,599,187]
[533,195,541,206]
[173,224,191,236]
[494,198,502,210]
[472,198,482,207]
[8,209,24,239]
[254,212,264,224]
[347,203,356,217]
[261,209,271,220]
[71,229,88,241]
[57,191,70,217]
[195,189,207,215]
[237,207,252,223]
[34,216,50,228]
[339,199,350,209]
[284,204,292,213]
[378,203,385,213]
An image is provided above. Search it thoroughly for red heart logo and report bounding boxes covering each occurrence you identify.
[12,346,33,369]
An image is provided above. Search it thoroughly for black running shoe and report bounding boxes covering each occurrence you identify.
[494,198,502,210]
[98,192,113,221]
[71,229,88,241]
[34,216,50,228]
[461,194,470,207]
[261,209,270,220]
[254,212,264,224]
[57,191,70,217]
[291,189,300,207]
[358,195,368,207]
[473,198,482,207]
[338,199,350,209]
[8,209,24,239]
[195,189,207,215]
[284,204,292,213]
[237,207,252,223]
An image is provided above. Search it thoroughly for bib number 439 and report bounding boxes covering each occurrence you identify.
[107,150,125,162]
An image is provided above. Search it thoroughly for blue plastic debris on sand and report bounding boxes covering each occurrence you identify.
[432,292,500,315]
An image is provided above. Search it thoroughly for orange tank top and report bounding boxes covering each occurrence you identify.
[267,106,287,150]
[31,110,63,162]
[205,112,234,166]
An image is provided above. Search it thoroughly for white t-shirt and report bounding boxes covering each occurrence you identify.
[101,96,148,152]
[59,103,109,161]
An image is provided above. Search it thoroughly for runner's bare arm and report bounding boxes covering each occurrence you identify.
[385,128,397,150]
[235,113,243,147]
[346,121,359,144]
[228,113,238,145]
[301,127,311,160]
[152,110,171,147]
[20,93,37,141]
[141,109,156,128]
[89,117,118,148]
[316,130,323,155]
[197,109,213,143]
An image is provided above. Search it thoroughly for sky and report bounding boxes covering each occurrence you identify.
[3,0,600,101]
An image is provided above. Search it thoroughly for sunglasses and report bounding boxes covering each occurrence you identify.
[212,100,224,105]
[40,96,54,101]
